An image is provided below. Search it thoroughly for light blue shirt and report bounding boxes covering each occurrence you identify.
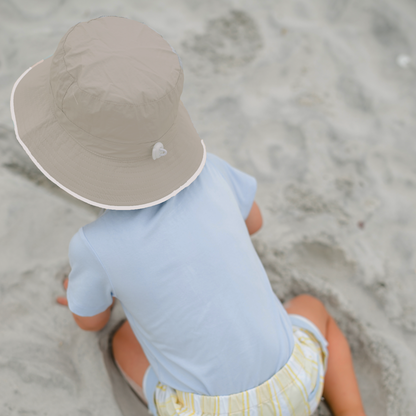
[67,153,294,395]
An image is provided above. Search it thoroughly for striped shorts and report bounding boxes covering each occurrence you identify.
[153,315,329,416]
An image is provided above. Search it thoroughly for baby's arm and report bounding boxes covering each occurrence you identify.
[245,201,263,235]
[72,304,113,332]
[57,278,114,331]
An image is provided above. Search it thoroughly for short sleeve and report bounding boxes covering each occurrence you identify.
[207,153,257,219]
[66,228,114,317]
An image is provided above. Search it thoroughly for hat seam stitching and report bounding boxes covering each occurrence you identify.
[50,98,179,163]
[60,24,80,109]
[60,21,183,108]
[51,78,179,149]
[52,97,178,146]
[68,68,183,108]
[60,80,75,113]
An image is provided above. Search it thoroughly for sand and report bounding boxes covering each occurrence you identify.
[1,0,416,415]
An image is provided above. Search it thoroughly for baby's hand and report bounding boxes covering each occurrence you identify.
[56,278,69,306]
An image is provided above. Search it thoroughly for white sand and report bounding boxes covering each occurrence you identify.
[1,1,416,415]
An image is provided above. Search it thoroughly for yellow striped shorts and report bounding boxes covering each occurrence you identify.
[154,317,328,416]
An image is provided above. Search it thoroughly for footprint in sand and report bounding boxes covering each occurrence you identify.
[182,10,263,74]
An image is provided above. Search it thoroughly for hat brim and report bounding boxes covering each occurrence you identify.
[10,57,206,210]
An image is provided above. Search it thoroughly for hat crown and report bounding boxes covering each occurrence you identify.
[49,17,184,158]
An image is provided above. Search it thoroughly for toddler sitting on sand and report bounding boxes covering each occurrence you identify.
[11,16,366,416]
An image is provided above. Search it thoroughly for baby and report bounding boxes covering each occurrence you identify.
[11,16,366,416]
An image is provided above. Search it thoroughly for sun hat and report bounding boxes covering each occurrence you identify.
[10,16,206,210]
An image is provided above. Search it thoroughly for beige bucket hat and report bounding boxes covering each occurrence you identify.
[10,16,206,210]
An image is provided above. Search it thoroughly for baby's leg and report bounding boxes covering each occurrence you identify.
[112,320,150,404]
[284,295,366,416]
